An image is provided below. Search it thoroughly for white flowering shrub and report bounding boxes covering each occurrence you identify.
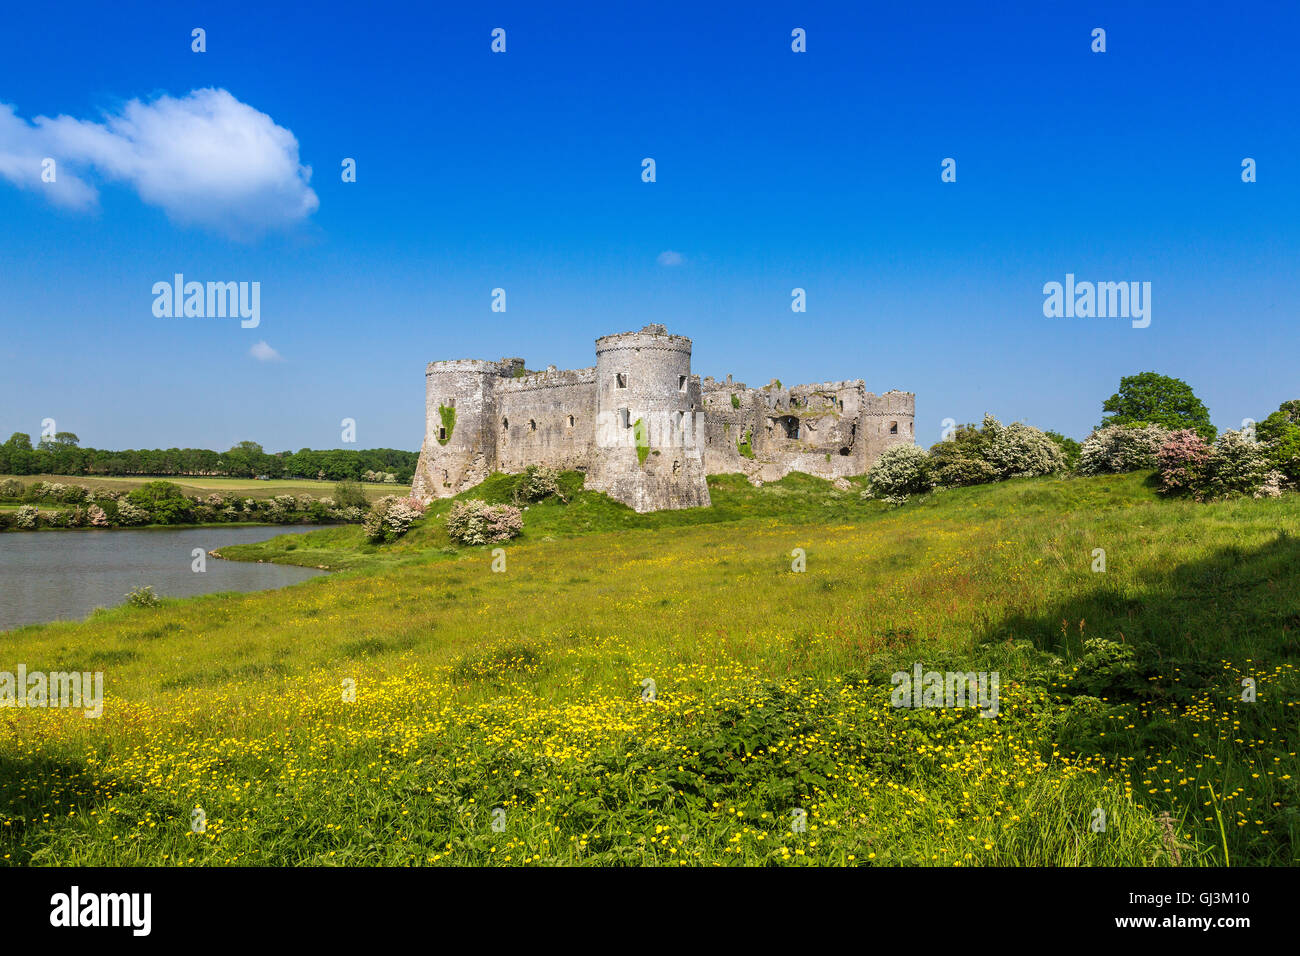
[14,505,38,529]
[862,444,933,503]
[512,465,566,504]
[444,498,524,544]
[114,499,149,525]
[1254,470,1285,499]
[1077,424,1170,475]
[364,495,426,543]
[1207,430,1271,497]
[981,416,1066,478]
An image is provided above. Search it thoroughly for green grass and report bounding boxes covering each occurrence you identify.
[2,470,1297,866]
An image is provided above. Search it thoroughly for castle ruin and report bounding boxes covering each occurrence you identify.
[412,324,915,512]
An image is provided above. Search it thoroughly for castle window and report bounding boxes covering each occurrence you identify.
[438,426,447,441]
[616,373,627,389]
[567,415,575,428]
[678,375,686,391]
[618,408,630,429]
[676,411,684,431]
[445,397,455,408]
[502,417,508,430]
[529,419,537,431]
[889,421,899,435]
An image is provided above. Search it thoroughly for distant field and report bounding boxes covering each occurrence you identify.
[0,474,404,502]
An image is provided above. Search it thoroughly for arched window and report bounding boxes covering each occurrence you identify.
[528,419,537,431]
[501,417,508,430]
[889,421,899,435]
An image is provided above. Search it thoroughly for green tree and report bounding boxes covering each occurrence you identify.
[0,433,35,475]
[1256,399,1300,443]
[1256,399,1300,481]
[1045,431,1082,470]
[334,480,368,509]
[1099,372,1216,442]
[126,481,194,524]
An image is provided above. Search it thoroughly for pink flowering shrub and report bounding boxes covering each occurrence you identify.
[1156,430,1210,496]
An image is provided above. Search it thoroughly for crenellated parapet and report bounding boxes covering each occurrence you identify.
[412,325,915,510]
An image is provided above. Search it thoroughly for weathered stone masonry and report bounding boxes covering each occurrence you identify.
[412,324,915,512]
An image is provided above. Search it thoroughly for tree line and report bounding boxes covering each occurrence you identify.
[0,434,419,483]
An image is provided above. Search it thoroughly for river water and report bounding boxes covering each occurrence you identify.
[0,525,326,631]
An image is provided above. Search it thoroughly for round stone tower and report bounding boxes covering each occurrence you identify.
[411,359,505,500]
[586,324,711,512]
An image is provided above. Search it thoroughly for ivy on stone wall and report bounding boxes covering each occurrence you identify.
[438,405,456,446]
[634,418,649,466]
[738,429,754,459]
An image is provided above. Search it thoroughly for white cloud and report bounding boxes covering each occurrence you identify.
[656,250,684,266]
[249,340,282,362]
[0,89,318,237]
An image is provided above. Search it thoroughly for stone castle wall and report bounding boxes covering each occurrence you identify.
[495,368,597,474]
[413,325,915,512]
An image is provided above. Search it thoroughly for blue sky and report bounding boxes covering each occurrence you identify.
[1,0,1296,452]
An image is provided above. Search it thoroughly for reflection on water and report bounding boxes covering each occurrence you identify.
[0,525,326,631]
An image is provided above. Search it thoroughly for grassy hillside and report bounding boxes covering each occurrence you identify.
[2,471,1297,865]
